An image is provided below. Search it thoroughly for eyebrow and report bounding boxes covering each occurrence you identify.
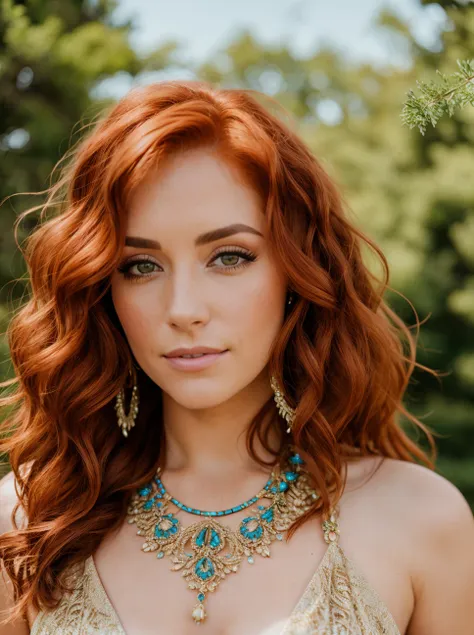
[124,223,264,250]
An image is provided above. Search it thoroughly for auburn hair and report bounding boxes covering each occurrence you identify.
[0,80,435,624]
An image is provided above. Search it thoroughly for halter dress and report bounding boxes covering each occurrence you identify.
[29,507,401,635]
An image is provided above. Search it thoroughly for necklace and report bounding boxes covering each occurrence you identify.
[127,451,318,624]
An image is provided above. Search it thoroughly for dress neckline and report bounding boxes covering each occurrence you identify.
[87,541,338,635]
[30,539,401,635]
[30,516,402,635]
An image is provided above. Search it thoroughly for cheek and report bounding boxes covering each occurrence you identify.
[111,284,158,349]
[228,268,286,352]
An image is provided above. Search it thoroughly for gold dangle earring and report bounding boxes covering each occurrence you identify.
[115,365,139,437]
[271,290,296,433]
[270,374,296,434]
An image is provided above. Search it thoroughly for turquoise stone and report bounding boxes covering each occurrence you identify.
[279,481,289,492]
[197,593,205,602]
[240,517,264,541]
[285,471,299,481]
[143,500,153,510]
[290,454,304,465]
[157,551,164,558]
[154,514,179,539]
[155,527,168,539]
[138,486,152,497]
[210,529,221,549]
[195,527,208,547]
[195,527,221,549]
[260,507,274,523]
[249,526,263,540]
[153,474,278,518]
[195,557,215,580]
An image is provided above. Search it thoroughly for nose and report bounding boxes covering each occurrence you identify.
[165,266,210,331]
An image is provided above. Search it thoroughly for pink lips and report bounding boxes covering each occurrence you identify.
[164,346,225,357]
[164,350,228,371]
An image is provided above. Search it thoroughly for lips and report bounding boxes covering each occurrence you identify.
[164,347,227,358]
[164,350,229,371]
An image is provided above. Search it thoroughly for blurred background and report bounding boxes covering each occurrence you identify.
[1,0,473,505]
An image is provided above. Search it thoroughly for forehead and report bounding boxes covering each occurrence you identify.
[125,147,265,237]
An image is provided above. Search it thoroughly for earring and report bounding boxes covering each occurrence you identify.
[270,374,296,434]
[115,366,139,437]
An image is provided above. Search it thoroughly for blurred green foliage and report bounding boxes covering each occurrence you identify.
[1,0,473,503]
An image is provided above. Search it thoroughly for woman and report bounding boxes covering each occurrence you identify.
[0,80,473,635]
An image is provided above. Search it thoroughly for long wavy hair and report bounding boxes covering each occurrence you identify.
[0,80,435,623]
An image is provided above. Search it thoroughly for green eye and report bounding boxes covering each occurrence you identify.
[135,262,156,274]
[210,248,257,271]
[117,248,257,281]
[118,259,159,280]
[217,254,240,267]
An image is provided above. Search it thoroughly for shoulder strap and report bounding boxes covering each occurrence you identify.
[322,504,340,545]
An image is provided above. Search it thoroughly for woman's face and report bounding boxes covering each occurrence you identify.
[110,147,288,411]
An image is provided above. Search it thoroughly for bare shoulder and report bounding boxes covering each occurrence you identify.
[340,456,474,632]
[0,470,18,535]
[344,455,472,523]
[0,470,30,634]
[0,468,29,535]
[342,455,474,568]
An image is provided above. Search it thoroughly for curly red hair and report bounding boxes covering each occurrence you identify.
[0,80,435,624]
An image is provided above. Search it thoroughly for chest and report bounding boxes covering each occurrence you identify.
[28,512,412,635]
[89,515,329,635]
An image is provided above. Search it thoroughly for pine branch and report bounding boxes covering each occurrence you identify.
[401,59,474,135]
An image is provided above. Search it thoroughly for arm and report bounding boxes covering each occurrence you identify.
[407,474,474,634]
[0,471,30,635]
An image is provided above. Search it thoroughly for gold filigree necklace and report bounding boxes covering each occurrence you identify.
[126,451,318,624]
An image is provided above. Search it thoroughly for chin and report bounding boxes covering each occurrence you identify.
[160,381,238,411]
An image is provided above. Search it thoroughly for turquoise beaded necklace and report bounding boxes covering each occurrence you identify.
[127,451,317,624]
[154,472,275,517]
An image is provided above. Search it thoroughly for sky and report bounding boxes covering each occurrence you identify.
[96,0,449,100]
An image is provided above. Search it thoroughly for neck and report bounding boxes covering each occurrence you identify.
[160,371,283,481]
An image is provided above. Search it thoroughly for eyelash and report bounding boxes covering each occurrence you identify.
[117,247,257,282]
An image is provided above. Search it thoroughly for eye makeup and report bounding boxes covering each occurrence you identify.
[117,246,258,282]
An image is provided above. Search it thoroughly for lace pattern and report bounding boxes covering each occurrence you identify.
[30,558,126,635]
[30,517,401,635]
[280,542,400,634]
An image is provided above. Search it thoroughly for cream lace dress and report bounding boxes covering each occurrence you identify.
[30,509,401,634]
